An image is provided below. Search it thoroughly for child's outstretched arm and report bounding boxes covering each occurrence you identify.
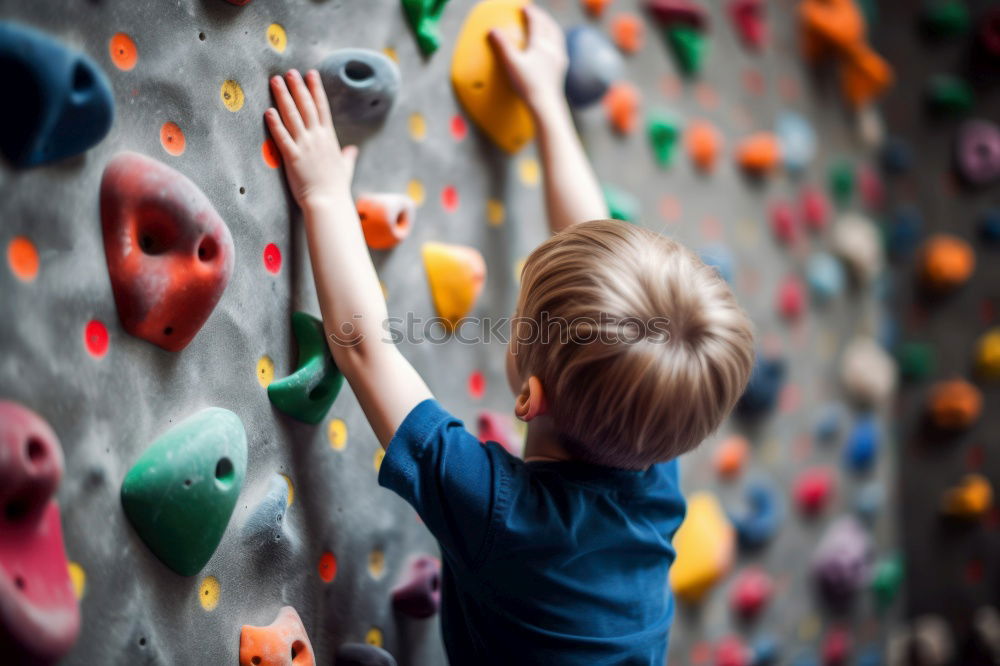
[490,5,608,234]
[266,69,431,448]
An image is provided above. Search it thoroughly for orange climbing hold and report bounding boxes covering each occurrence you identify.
[798,0,865,61]
[927,379,982,431]
[942,474,993,519]
[261,138,282,169]
[109,33,138,71]
[7,236,39,282]
[735,132,781,175]
[160,122,185,156]
[603,82,641,135]
[839,43,893,108]
[581,0,613,17]
[713,435,749,479]
[611,13,645,54]
[240,606,315,666]
[357,193,415,250]
[422,243,486,331]
[318,551,338,583]
[686,120,721,172]
[919,234,975,291]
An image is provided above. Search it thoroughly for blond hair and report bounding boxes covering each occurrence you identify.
[512,220,754,469]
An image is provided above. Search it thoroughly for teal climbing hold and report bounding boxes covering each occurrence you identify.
[925,75,974,116]
[921,1,970,40]
[871,555,903,610]
[828,159,854,207]
[603,184,640,223]
[647,112,680,168]
[895,342,935,381]
[268,312,344,425]
[402,0,450,55]
[665,25,706,77]
[121,408,247,576]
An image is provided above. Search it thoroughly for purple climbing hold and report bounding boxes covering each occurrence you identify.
[811,516,872,609]
[954,119,1000,187]
[391,555,441,618]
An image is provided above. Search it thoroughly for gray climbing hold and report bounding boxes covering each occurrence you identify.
[565,26,624,108]
[336,643,398,666]
[241,474,294,560]
[319,49,400,143]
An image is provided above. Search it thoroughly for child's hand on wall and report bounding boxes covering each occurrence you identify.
[489,5,568,116]
[265,69,357,210]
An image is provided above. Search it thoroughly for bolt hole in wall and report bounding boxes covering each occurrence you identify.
[344,60,374,83]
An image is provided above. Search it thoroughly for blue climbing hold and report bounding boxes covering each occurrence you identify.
[856,646,883,666]
[0,21,114,167]
[805,251,845,303]
[699,244,735,284]
[885,205,923,260]
[844,415,879,472]
[729,481,782,550]
[749,635,781,666]
[565,26,624,108]
[737,354,786,417]
[814,401,846,443]
[775,111,816,174]
[879,136,913,175]
[978,207,1000,244]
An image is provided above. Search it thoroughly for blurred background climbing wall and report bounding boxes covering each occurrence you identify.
[1,0,999,664]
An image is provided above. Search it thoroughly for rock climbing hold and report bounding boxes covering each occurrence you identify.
[856,164,883,210]
[268,312,345,425]
[926,379,982,431]
[422,242,486,331]
[699,245,735,284]
[665,25,707,77]
[477,411,520,456]
[0,22,114,167]
[844,415,878,472]
[241,475,293,556]
[735,132,781,176]
[976,328,1000,380]
[0,402,80,664]
[918,234,974,292]
[391,555,442,618]
[716,636,751,666]
[885,205,923,260]
[730,567,773,620]
[821,627,852,666]
[713,435,749,480]
[879,136,912,175]
[854,482,883,523]
[798,0,865,58]
[978,207,1000,244]
[319,49,400,144]
[828,159,854,206]
[100,152,234,352]
[451,0,534,153]
[814,402,845,442]
[736,354,785,417]
[977,8,1000,59]
[357,193,415,250]
[401,0,450,55]
[336,643,398,666]
[776,112,816,174]
[728,481,782,550]
[920,1,970,39]
[564,26,624,108]
[603,81,641,134]
[647,111,680,167]
[794,467,835,516]
[670,492,734,603]
[728,0,765,50]
[240,606,315,666]
[121,408,247,576]
[811,516,872,608]
[954,119,1000,187]
[769,201,800,245]
[686,119,722,172]
[831,214,883,285]
[895,342,935,381]
[777,275,806,320]
[750,635,780,666]
[806,251,845,303]
[645,0,708,30]
[870,554,903,610]
[941,474,992,519]
[840,337,896,407]
[603,183,641,223]
[925,75,974,116]
[611,13,645,54]
[838,42,893,108]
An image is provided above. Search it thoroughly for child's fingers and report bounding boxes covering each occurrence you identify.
[488,28,519,72]
[522,5,540,48]
[270,75,305,138]
[305,70,335,130]
[264,108,298,158]
[285,70,319,128]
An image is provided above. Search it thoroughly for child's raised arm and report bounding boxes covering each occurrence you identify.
[490,6,608,234]
[265,70,432,448]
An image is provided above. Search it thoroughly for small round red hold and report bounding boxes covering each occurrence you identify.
[85,319,109,357]
[263,243,282,274]
[770,201,799,244]
[794,467,834,516]
[821,627,852,666]
[442,185,459,213]
[468,370,485,400]
[730,567,773,619]
[800,186,829,230]
[777,276,806,319]
[450,114,468,141]
[715,635,750,666]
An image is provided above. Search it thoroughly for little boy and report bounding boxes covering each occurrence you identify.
[265,6,754,664]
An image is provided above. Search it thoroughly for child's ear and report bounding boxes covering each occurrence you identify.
[514,376,548,422]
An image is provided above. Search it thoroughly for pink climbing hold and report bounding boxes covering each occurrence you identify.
[391,555,442,619]
[794,467,835,516]
[0,401,80,664]
[857,164,884,210]
[730,567,773,620]
[714,635,750,666]
[100,152,234,352]
[822,626,852,666]
[477,410,520,457]
[777,275,806,319]
[800,186,830,231]
[728,0,766,50]
[770,201,800,244]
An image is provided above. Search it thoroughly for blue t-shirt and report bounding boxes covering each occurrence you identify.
[378,399,686,665]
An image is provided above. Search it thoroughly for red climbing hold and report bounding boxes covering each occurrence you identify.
[770,201,800,244]
[100,152,234,352]
[794,467,835,516]
[777,275,806,320]
[730,567,773,620]
[239,606,315,666]
[263,243,282,275]
[714,636,750,666]
[84,319,109,357]
[391,555,442,619]
[800,186,830,230]
[646,0,709,30]
[821,627,852,666]
[728,0,766,50]
[0,401,80,664]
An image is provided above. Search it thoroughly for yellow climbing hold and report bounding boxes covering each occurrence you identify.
[221,79,245,112]
[198,575,221,611]
[266,24,287,53]
[368,549,385,579]
[517,156,540,186]
[328,418,348,451]
[487,199,505,226]
[382,47,399,62]
[942,474,993,519]
[409,112,427,141]
[68,562,86,600]
[976,328,1000,380]
[669,492,735,603]
[280,473,294,506]
[256,355,275,388]
[374,447,385,472]
[422,242,487,331]
[513,257,526,284]
[407,179,425,206]
[365,627,384,647]
[451,0,535,153]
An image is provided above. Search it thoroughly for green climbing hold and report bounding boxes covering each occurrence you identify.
[828,159,854,207]
[121,408,247,576]
[871,554,903,610]
[665,25,706,78]
[647,112,680,168]
[603,184,640,223]
[268,312,344,425]
[896,342,935,381]
[402,0,450,55]
[925,75,974,116]
[921,1,970,39]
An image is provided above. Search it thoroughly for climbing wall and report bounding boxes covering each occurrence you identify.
[0,0,920,664]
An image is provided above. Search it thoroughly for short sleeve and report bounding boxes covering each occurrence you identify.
[378,399,510,568]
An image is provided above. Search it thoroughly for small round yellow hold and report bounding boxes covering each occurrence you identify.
[199,575,221,611]
[280,473,294,506]
[382,47,398,62]
[266,24,287,53]
[365,627,384,647]
[517,156,540,186]
[513,257,527,284]
[407,179,425,206]
[409,112,427,142]
[68,562,86,600]
[486,199,505,226]
[328,418,348,451]
[256,355,275,388]
[368,549,385,579]
[221,79,245,112]
[797,614,821,641]
[374,447,385,472]
[976,328,1000,380]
